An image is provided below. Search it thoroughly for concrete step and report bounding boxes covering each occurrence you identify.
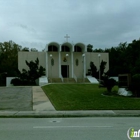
[63,78,76,83]
[48,78,62,83]
[77,78,90,83]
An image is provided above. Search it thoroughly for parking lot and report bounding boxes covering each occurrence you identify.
[0,87,33,111]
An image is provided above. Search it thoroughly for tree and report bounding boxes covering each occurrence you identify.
[100,60,107,78]
[129,74,140,97]
[87,44,93,52]
[90,60,107,79]
[93,48,104,52]
[104,78,116,92]
[22,47,29,51]
[0,41,21,77]
[30,48,38,52]
[90,62,98,78]
[11,58,45,86]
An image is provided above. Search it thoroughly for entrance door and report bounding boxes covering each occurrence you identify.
[61,65,69,78]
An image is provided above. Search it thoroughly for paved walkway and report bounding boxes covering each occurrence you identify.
[32,86,55,111]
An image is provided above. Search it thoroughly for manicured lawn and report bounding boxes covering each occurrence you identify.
[42,84,140,110]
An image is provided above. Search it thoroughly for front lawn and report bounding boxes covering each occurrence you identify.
[42,84,140,110]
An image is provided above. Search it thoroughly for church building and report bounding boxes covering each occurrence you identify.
[18,41,109,82]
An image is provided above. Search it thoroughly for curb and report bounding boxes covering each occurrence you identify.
[0,110,140,118]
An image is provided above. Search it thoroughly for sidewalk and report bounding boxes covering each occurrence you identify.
[0,86,140,117]
[32,86,55,111]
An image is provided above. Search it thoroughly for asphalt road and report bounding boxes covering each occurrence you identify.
[0,117,140,140]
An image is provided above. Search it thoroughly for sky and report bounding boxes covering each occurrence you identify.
[0,0,140,51]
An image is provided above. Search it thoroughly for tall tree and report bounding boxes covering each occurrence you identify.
[87,44,93,52]
[0,41,22,76]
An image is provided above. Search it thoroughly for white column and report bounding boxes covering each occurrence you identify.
[46,52,48,77]
[82,54,86,80]
[71,52,73,78]
[59,44,61,78]
[84,54,86,78]
[50,54,53,82]
[59,51,61,78]
[98,54,101,81]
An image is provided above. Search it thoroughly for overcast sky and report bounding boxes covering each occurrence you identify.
[1,0,140,50]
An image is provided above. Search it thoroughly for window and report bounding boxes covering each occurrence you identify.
[76,59,79,66]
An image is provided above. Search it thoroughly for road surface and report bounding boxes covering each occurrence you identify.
[0,117,139,140]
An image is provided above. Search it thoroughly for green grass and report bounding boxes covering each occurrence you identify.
[42,84,140,110]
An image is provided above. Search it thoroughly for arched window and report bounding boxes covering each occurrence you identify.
[62,45,70,52]
[74,46,82,52]
[48,45,58,52]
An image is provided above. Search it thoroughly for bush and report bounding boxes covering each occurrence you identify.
[129,74,140,97]
[11,58,45,86]
[105,79,116,92]
[100,77,116,92]
[11,78,22,86]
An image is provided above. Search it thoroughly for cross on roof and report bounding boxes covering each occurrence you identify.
[64,34,70,42]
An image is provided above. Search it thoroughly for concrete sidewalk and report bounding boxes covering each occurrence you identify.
[32,86,55,111]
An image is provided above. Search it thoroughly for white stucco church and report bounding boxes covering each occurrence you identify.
[18,38,109,83]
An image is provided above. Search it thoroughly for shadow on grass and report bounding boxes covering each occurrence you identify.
[102,90,119,97]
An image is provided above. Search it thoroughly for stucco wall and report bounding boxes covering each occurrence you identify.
[18,52,46,72]
[18,51,109,79]
[47,52,59,78]
[85,52,109,74]
[73,52,83,78]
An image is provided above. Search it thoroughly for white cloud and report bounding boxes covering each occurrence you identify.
[0,0,140,50]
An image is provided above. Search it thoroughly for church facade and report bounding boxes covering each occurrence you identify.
[18,42,109,81]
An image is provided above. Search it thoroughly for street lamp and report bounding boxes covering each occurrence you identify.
[66,54,69,83]
[98,54,101,82]
[82,54,85,83]
[50,54,53,83]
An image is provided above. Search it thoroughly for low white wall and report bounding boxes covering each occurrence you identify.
[6,77,17,87]
[36,76,48,86]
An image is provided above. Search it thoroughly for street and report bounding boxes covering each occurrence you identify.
[0,117,140,140]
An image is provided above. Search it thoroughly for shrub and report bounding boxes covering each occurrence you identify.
[129,74,140,97]
[101,77,116,92]
[11,58,45,86]
[11,78,22,86]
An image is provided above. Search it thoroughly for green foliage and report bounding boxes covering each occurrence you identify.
[12,58,45,86]
[22,47,29,51]
[90,60,107,79]
[0,73,7,86]
[103,78,116,92]
[95,40,140,76]
[87,44,93,52]
[129,74,140,97]
[11,78,22,86]
[90,62,98,77]
[0,41,21,85]
[100,60,107,78]
[0,41,21,77]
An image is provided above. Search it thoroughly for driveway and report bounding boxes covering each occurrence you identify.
[0,87,32,111]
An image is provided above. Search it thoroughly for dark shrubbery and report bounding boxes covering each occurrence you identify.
[100,76,116,93]
[129,74,140,97]
[11,58,45,86]
[11,78,22,86]
[105,78,116,92]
